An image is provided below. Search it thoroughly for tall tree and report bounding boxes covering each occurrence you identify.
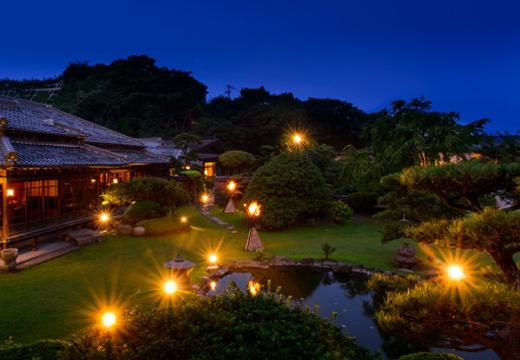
[363,98,488,170]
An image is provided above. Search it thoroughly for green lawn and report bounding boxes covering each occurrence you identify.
[0,205,495,343]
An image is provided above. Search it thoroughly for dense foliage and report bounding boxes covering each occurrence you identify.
[364,98,487,170]
[123,200,165,225]
[369,274,520,360]
[0,339,70,360]
[218,150,256,170]
[101,177,189,209]
[61,291,376,360]
[330,200,353,224]
[244,152,331,229]
[197,87,367,153]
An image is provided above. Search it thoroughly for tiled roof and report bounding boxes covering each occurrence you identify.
[109,148,169,164]
[0,96,144,147]
[11,142,126,167]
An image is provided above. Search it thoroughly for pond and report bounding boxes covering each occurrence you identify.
[205,267,498,360]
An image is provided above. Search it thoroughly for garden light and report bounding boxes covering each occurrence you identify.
[201,194,209,204]
[164,280,177,295]
[180,216,188,224]
[209,281,217,291]
[248,281,260,296]
[90,178,96,184]
[446,264,465,281]
[101,311,117,329]
[99,212,110,223]
[112,178,118,184]
[293,133,303,144]
[227,181,236,192]
[208,253,218,264]
[248,201,260,217]
[6,188,14,197]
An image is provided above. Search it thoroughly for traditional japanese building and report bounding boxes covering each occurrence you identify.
[0,96,168,248]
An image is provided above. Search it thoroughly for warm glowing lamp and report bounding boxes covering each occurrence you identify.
[248,281,260,296]
[180,216,188,224]
[293,133,303,144]
[101,312,116,329]
[446,264,465,281]
[99,212,110,223]
[164,280,177,295]
[208,253,218,264]
[6,188,14,197]
[248,201,260,217]
[90,178,96,184]
[227,181,236,192]
[201,194,209,204]
[112,178,119,184]
[209,281,217,291]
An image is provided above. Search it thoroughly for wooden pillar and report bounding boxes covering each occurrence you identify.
[1,174,8,250]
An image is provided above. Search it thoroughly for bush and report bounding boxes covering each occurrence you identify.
[0,339,70,360]
[102,177,189,209]
[398,352,463,360]
[244,152,331,229]
[330,200,353,223]
[219,150,256,169]
[123,200,164,225]
[342,192,379,214]
[62,291,376,360]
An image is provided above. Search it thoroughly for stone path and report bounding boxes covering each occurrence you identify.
[200,205,238,233]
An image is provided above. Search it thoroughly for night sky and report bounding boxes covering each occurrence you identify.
[2,0,519,132]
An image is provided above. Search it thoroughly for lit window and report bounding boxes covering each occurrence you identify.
[204,162,216,177]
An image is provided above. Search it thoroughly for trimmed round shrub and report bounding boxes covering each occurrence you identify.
[219,150,256,169]
[0,339,70,360]
[330,200,353,223]
[244,152,331,229]
[102,177,189,209]
[342,191,379,214]
[398,352,463,360]
[123,200,164,225]
[62,291,375,359]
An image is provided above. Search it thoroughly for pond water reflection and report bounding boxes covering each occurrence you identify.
[206,267,498,360]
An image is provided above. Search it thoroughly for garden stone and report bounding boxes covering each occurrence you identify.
[0,248,18,272]
[133,226,146,236]
[117,224,133,236]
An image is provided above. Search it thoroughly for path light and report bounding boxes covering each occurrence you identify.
[6,188,14,197]
[446,264,465,281]
[248,281,261,296]
[247,201,260,218]
[112,178,118,185]
[201,194,209,204]
[101,311,117,329]
[164,280,177,295]
[209,281,217,291]
[99,212,110,224]
[208,253,218,264]
[90,178,96,184]
[292,133,303,144]
[180,216,188,224]
[227,181,236,192]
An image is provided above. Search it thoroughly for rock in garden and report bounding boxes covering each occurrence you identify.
[133,226,146,236]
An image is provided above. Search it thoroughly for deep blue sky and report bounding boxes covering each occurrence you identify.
[2,0,519,132]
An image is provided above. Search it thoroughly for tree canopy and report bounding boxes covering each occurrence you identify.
[364,98,488,170]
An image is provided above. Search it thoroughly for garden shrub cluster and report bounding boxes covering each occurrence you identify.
[244,152,331,229]
[61,291,375,360]
[0,339,70,360]
[330,200,353,223]
[102,177,189,208]
[123,200,165,225]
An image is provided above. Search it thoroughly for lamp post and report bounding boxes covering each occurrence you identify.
[245,201,263,252]
[224,181,237,213]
